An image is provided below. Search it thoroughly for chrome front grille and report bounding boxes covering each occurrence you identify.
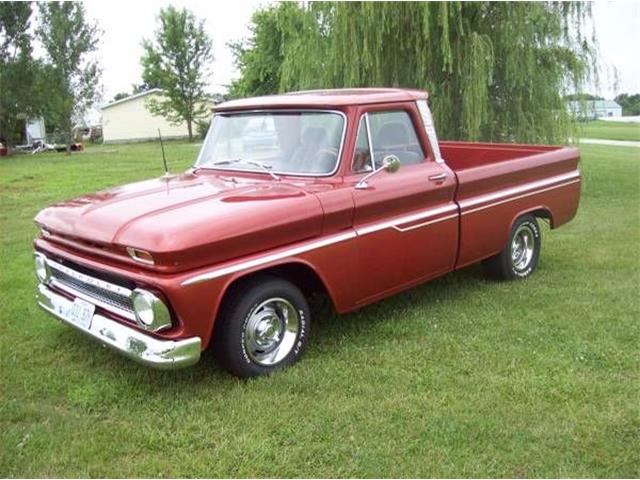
[47,258,136,321]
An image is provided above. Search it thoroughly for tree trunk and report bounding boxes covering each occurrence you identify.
[66,120,72,155]
[187,118,193,142]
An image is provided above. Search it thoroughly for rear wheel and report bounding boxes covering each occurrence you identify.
[483,214,541,280]
[213,275,310,378]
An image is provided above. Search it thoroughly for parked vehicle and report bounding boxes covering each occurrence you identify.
[72,125,102,143]
[33,89,581,377]
[13,140,83,154]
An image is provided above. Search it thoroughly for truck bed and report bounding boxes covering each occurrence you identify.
[440,141,562,171]
[441,141,581,268]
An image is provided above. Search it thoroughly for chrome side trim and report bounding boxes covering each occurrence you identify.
[37,284,201,369]
[357,204,459,236]
[462,178,581,215]
[460,171,580,215]
[180,171,580,286]
[392,213,459,233]
[181,231,357,286]
[47,258,132,297]
[181,204,458,286]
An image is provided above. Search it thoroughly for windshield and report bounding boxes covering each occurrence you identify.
[195,111,345,176]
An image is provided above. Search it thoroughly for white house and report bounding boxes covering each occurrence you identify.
[568,100,623,120]
[25,117,46,143]
[101,89,212,143]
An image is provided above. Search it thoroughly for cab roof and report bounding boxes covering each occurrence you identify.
[215,88,428,112]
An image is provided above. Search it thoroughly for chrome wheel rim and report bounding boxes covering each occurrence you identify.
[244,297,300,366]
[511,224,535,272]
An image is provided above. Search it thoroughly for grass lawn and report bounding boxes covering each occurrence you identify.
[1,140,639,477]
[581,119,640,141]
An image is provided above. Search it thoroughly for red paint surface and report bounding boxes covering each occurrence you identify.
[34,89,581,350]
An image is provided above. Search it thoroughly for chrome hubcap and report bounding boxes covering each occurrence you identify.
[244,297,300,366]
[511,224,535,272]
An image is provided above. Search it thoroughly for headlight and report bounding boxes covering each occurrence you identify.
[131,289,172,331]
[34,252,50,283]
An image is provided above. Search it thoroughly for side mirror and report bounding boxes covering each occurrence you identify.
[355,155,401,190]
[383,155,401,173]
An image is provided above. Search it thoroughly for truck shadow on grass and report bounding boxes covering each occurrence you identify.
[310,263,490,340]
[54,262,496,394]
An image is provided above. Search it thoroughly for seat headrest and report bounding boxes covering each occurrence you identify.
[377,121,410,146]
[302,127,328,146]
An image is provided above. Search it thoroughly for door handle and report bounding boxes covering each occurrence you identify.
[428,173,447,182]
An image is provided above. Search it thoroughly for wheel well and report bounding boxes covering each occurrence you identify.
[221,262,331,309]
[529,208,554,228]
[210,262,332,345]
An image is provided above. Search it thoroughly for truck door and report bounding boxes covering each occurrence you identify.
[348,106,458,304]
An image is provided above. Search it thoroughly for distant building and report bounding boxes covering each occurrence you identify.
[25,117,46,144]
[101,89,213,143]
[568,100,623,120]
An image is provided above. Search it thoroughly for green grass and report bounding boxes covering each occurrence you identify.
[1,141,639,477]
[581,119,640,141]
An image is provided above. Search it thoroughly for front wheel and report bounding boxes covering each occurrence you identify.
[483,214,541,280]
[213,275,310,378]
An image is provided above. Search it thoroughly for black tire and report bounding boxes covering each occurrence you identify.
[213,275,310,378]
[483,214,541,281]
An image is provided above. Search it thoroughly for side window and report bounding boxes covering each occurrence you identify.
[351,116,373,173]
[368,110,425,168]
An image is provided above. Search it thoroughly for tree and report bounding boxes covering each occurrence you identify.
[141,6,213,142]
[113,92,130,102]
[112,82,160,103]
[36,2,101,154]
[231,2,597,143]
[227,3,308,99]
[614,93,640,116]
[132,82,157,94]
[0,2,40,148]
[565,93,604,101]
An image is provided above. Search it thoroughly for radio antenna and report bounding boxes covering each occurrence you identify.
[158,129,169,176]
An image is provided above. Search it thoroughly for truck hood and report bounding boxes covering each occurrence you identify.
[35,171,324,271]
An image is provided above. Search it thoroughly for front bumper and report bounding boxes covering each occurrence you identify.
[36,283,201,369]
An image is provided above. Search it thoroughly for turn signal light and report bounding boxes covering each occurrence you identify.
[126,247,155,265]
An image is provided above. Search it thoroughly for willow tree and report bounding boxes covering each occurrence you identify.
[231,2,596,143]
[228,3,309,98]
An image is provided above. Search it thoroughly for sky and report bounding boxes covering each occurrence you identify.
[591,0,640,96]
[82,0,639,111]
[83,0,268,102]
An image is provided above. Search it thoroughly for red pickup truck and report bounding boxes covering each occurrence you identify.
[33,89,581,377]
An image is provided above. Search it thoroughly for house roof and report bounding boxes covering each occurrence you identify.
[101,88,163,110]
[594,100,622,109]
[215,88,429,112]
[568,99,621,110]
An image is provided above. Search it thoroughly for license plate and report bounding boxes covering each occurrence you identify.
[64,298,95,330]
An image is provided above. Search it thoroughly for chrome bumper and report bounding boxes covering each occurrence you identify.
[36,283,201,369]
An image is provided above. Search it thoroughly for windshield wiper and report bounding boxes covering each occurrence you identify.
[204,159,280,181]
